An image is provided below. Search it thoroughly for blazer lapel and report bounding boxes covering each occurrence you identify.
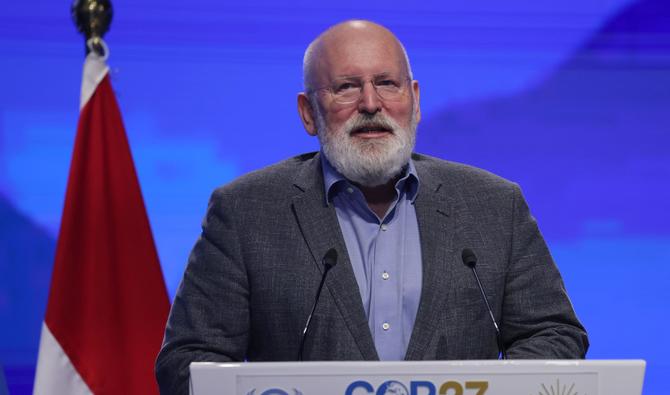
[290,154,379,360]
[404,157,456,360]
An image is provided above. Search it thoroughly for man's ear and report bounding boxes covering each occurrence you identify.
[412,80,421,123]
[297,93,318,136]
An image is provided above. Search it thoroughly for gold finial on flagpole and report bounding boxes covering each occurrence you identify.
[71,0,113,57]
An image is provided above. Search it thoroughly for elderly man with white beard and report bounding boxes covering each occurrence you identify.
[156,20,588,395]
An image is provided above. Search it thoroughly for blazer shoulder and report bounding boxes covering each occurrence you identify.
[413,153,518,194]
[210,152,319,203]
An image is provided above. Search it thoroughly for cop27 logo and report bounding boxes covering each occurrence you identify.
[246,389,303,395]
[534,379,581,395]
[345,380,488,395]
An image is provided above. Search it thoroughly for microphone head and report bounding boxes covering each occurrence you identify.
[323,248,338,270]
[461,248,477,268]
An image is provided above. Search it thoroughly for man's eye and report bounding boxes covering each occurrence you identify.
[334,82,359,93]
[377,79,399,87]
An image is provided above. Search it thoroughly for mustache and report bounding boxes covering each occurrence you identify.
[345,114,398,135]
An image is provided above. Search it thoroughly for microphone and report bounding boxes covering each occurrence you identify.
[297,248,338,360]
[461,248,507,360]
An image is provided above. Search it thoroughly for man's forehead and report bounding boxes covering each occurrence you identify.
[315,24,406,77]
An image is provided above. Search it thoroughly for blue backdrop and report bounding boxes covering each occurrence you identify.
[1,0,669,393]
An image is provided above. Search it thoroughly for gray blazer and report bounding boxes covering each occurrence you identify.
[155,152,588,395]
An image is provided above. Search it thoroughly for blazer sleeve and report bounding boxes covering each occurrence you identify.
[501,184,589,358]
[155,189,250,395]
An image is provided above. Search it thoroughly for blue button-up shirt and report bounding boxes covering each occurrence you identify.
[321,154,423,360]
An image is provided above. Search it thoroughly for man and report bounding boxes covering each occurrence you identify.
[156,20,588,394]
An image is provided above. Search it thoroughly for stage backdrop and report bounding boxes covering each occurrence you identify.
[1,0,668,394]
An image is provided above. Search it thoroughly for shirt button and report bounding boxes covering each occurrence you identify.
[346,187,354,194]
[382,271,390,280]
[380,224,388,231]
[382,322,390,331]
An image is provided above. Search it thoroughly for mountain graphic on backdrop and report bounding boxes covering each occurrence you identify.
[417,0,670,240]
[0,194,55,366]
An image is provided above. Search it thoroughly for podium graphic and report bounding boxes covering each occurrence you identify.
[189,360,645,395]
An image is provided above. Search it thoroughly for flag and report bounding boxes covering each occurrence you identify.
[33,47,170,394]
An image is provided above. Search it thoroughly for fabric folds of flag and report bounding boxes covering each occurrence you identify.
[33,49,170,395]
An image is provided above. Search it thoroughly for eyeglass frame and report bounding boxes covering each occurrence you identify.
[307,73,413,105]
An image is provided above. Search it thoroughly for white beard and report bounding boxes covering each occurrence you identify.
[314,104,417,187]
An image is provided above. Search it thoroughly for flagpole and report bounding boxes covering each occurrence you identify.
[71,0,113,56]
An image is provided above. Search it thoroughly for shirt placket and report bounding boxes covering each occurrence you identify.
[371,207,404,360]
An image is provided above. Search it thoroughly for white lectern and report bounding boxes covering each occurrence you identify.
[190,360,645,395]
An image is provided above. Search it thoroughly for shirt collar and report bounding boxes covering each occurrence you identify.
[321,151,420,206]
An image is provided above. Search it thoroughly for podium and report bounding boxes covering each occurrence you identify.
[190,359,645,395]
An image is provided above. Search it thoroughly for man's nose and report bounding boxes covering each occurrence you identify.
[357,81,382,114]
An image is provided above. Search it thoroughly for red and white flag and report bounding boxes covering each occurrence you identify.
[33,46,170,395]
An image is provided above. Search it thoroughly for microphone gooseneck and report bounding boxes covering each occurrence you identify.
[461,248,507,360]
[297,248,338,360]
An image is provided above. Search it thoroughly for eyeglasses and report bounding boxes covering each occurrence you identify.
[312,74,411,105]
